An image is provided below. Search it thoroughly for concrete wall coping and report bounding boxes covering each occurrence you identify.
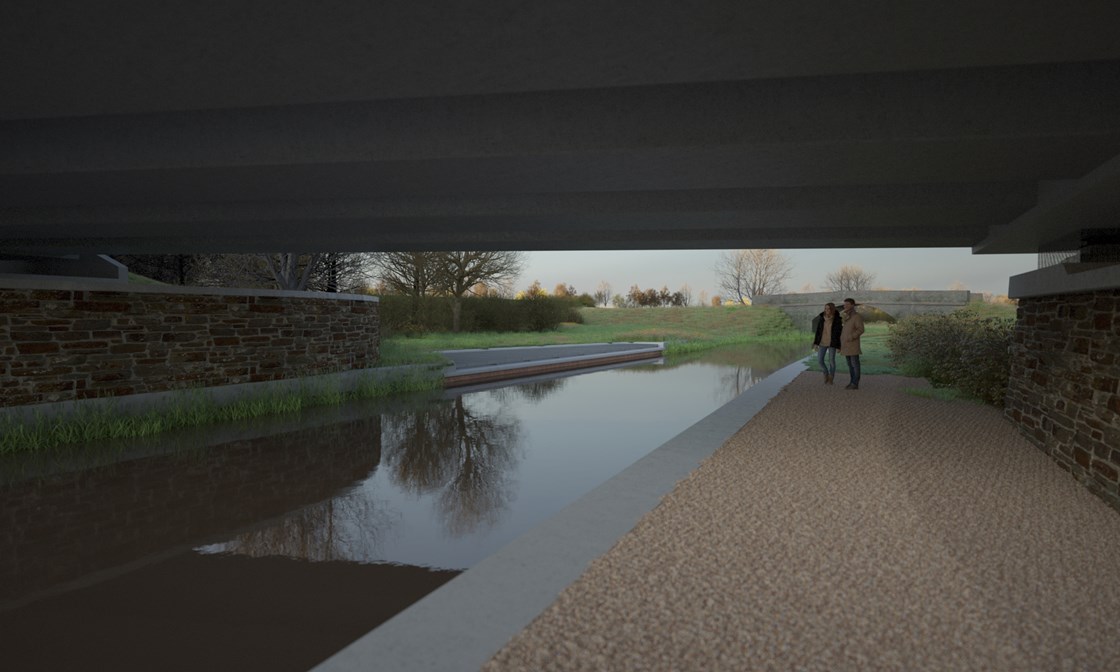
[0,274,377,302]
[1008,264,1120,298]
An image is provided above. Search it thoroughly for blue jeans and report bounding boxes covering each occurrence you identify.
[817,346,836,377]
[845,355,861,386]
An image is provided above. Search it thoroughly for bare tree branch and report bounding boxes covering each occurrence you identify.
[824,265,877,293]
[714,249,794,302]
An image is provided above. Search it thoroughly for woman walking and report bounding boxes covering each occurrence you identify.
[811,302,843,384]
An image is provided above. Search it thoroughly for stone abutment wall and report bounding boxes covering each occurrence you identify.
[0,281,379,408]
[1005,289,1120,510]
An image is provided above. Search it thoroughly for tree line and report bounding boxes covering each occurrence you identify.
[714,249,878,302]
[116,251,527,333]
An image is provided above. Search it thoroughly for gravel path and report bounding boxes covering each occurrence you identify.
[483,373,1120,671]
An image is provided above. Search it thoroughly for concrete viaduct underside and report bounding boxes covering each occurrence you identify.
[1,1,1119,262]
[2,3,1120,509]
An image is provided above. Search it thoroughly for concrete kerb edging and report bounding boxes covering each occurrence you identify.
[442,342,665,387]
[312,358,807,672]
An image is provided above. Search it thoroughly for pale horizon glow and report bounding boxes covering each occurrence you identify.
[516,249,1038,302]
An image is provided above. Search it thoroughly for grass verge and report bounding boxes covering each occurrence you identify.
[381,304,804,365]
[0,368,441,455]
[801,323,899,375]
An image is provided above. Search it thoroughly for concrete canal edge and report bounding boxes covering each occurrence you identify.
[440,342,665,388]
[312,358,808,672]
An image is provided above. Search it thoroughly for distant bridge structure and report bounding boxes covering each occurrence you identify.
[752,290,973,329]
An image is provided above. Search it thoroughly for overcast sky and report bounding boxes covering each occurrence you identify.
[517,248,1038,302]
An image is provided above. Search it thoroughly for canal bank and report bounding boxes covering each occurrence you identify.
[313,358,806,672]
[317,365,1120,672]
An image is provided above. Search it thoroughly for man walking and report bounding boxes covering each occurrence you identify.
[840,297,865,390]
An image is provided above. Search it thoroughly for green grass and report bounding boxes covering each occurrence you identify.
[802,323,898,375]
[380,304,803,365]
[0,368,441,455]
[127,272,167,285]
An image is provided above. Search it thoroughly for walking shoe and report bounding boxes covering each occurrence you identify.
[844,383,855,389]
[826,374,833,384]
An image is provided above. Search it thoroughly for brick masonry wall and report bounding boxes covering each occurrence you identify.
[0,285,379,407]
[1005,289,1120,509]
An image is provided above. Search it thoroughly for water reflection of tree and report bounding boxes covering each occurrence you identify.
[486,378,568,405]
[382,396,522,537]
[214,487,396,563]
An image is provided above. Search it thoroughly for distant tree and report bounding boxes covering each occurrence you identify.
[698,290,709,307]
[627,284,645,307]
[518,279,549,299]
[799,282,816,293]
[611,294,628,308]
[715,249,794,302]
[371,251,441,324]
[678,284,692,306]
[948,280,967,291]
[553,283,576,297]
[372,252,440,296]
[824,265,877,293]
[711,295,722,307]
[261,253,322,291]
[436,251,525,332]
[658,286,673,306]
[594,281,613,307]
[112,254,212,285]
[307,252,374,293]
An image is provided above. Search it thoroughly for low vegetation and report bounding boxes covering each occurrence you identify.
[0,368,441,455]
[801,302,1017,405]
[886,303,1016,405]
[378,294,581,336]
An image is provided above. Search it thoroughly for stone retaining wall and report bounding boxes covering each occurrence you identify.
[0,281,379,408]
[1005,289,1120,509]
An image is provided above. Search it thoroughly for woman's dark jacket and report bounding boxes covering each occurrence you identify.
[811,311,843,348]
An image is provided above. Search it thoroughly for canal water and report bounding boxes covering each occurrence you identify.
[0,341,805,672]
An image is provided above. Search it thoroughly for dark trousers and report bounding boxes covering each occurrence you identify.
[845,355,861,386]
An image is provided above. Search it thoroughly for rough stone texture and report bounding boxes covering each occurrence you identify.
[484,374,1120,671]
[1005,289,1120,511]
[0,286,379,407]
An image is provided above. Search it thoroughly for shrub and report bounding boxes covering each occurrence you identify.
[887,310,1013,405]
[376,294,575,335]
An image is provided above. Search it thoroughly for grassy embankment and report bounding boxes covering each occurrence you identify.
[1,305,803,455]
[380,304,802,366]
